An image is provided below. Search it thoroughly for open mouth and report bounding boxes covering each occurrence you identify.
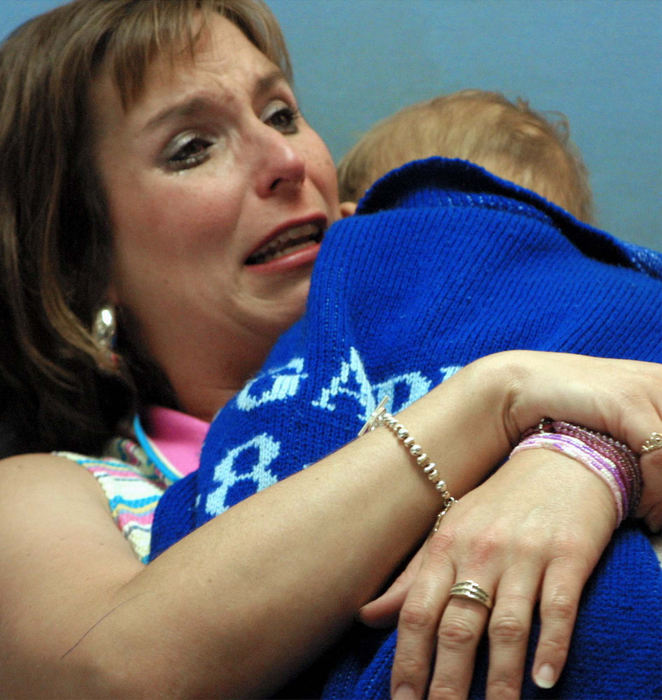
[245,222,325,265]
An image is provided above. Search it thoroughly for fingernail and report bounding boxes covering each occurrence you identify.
[393,683,417,700]
[534,663,556,689]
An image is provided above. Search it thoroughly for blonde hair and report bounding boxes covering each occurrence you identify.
[0,0,291,454]
[337,89,594,223]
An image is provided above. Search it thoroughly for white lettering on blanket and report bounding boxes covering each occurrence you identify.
[235,358,308,411]
[205,433,280,517]
[234,349,463,417]
[312,347,375,420]
[205,350,465,516]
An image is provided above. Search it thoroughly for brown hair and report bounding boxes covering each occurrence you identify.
[337,89,594,223]
[0,0,291,455]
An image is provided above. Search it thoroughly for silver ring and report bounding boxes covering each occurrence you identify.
[449,580,493,611]
[641,432,662,455]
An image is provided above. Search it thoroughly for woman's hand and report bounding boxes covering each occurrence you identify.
[636,447,662,532]
[479,352,662,456]
[495,350,662,529]
[358,352,662,700]
[363,447,618,700]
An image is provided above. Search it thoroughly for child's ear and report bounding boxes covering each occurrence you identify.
[340,201,357,218]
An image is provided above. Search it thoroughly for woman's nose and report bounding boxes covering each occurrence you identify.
[254,127,306,198]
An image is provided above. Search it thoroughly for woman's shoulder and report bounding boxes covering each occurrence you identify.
[0,443,167,563]
[0,450,144,692]
[0,452,124,574]
[0,450,142,578]
[56,442,167,563]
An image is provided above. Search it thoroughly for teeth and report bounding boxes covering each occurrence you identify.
[247,223,324,265]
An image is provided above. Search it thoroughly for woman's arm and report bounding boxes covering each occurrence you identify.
[1,351,660,697]
[0,355,504,698]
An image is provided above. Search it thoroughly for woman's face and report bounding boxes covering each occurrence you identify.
[91,15,340,418]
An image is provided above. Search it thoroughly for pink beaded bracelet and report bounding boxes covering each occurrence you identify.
[511,419,641,524]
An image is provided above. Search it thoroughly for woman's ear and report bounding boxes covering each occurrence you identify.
[340,201,357,218]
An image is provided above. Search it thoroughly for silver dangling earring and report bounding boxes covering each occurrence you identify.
[92,304,118,369]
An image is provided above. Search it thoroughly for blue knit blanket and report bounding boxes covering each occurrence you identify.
[151,159,662,698]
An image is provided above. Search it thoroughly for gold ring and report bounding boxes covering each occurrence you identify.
[449,580,493,611]
[641,432,662,455]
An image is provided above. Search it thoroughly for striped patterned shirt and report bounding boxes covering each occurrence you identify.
[58,407,208,562]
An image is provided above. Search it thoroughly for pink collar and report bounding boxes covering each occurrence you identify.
[133,406,209,484]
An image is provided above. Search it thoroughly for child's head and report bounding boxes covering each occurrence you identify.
[337,89,594,223]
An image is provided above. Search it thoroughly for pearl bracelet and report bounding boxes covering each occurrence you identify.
[359,396,456,530]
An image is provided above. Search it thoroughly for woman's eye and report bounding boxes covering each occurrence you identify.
[263,103,300,135]
[165,133,215,171]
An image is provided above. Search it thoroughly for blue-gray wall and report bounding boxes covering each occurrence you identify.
[3,0,660,250]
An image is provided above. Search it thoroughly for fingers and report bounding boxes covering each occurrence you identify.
[636,457,662,528]
[530,557,586,691]
[607,387,662,466]
[640,431,662,467]
[390,533,456,699]
[430,563,584,700]
[428,584,492,698]
[393,558,583,700]
[642,501,662,534]
[637,433,662,526]
[483,566,539,699]
[391,446,616,700]
[427,565,540,700]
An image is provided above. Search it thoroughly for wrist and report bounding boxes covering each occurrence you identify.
[463,351,530,445]
[511,419,641,526]
[394,356,514,496]
[360,396,458,531]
